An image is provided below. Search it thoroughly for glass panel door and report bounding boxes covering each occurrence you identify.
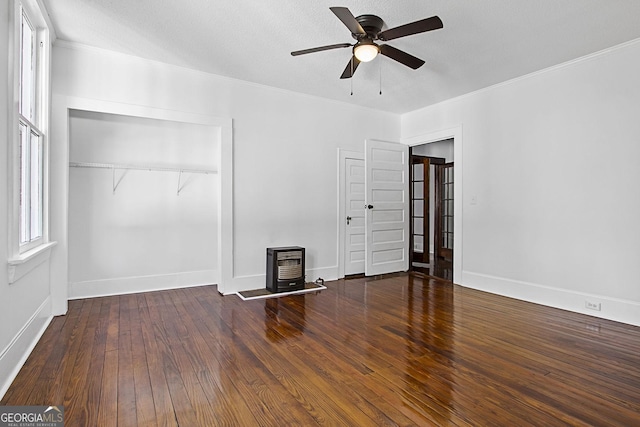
[410,157,430,266]
[434,162,454,280]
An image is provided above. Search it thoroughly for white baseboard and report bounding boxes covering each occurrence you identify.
[68,270,218,299]
[461,271,640,327]
[0,297,53,400]
[223,266,338,295]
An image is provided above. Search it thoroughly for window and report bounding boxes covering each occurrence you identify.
[19,123,43,244]
[7,0,52,283]
[10,0,50,255]
[19,9,44,247]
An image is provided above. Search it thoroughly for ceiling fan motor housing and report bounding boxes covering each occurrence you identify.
[353,14,385,39]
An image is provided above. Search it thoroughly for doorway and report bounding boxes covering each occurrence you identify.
[343,154,365,276]
[338,140,410,278]
[338,136,458,281]
[409,139,454,281]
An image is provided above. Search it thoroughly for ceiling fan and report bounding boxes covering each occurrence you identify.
[291,7,443,79]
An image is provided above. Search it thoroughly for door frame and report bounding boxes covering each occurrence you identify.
[402,126,463,284]
[337,149,364,278]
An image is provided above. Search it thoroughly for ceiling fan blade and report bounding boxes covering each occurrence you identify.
[291,43,352,56]
[330,7,366,35]
[379,44,425,69]
[340,56,361,79]
[378,16,443,41]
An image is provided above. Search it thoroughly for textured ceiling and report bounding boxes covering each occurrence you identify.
[42,0,640,114]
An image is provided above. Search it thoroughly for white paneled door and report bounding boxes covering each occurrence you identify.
[345,158,366,275]
[364,140,410,276]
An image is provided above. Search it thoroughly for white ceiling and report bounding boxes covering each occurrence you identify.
[42,0,640,114]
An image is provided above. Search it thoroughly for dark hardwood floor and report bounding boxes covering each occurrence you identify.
[3,273,640,426]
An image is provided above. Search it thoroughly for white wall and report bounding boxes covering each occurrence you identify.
[51,42,400,294]
[67,111,219,298]
[411,138,454,162]
[0,2,53,398]
[402,39,640,326]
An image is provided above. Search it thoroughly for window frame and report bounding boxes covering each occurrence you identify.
[8,0,53,277]
[18,7,45,251]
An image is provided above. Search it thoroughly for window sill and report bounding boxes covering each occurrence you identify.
[8,241,57,284]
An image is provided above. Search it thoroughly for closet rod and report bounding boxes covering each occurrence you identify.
[69,161,217,175]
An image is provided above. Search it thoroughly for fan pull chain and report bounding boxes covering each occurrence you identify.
[379,60,382,95]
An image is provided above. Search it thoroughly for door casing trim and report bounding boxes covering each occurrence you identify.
[402,126,463,284]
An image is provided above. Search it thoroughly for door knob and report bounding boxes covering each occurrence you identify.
[346,216,352,225]
[367,204,374,209]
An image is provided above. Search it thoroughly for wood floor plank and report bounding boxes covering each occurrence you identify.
[130,293,158,427]
[4,273,640,426]
[96,296,120,427]
[156,290,220,427]
[117,296,138,427]
[104,295,121,352]
[144,291,199,427]
[82,297,112,427]
[96,349,118,427]
[138,293,178,427]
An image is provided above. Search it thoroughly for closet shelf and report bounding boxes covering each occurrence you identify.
[69,161,216,195]
[69,161,216,175]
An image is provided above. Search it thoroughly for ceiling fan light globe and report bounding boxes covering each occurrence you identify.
[354,44,379,62]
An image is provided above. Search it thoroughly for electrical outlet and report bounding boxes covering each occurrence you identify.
[585,324,601,332]
[585,300,601,311]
